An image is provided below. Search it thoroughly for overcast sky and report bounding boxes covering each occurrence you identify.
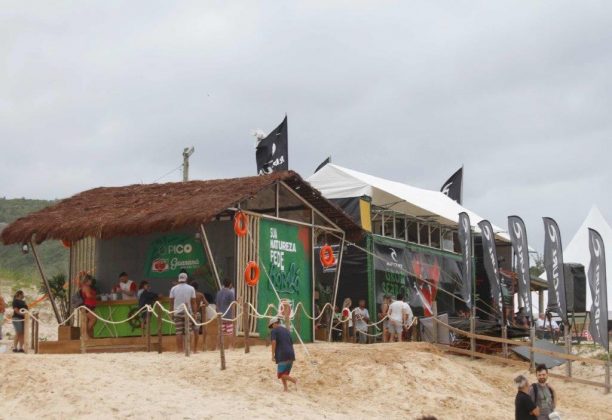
[1,1,610,252]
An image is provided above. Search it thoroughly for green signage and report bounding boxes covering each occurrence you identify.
[144,234,206,279]
[257,219,312,342]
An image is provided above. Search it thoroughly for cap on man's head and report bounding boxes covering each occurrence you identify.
[268,316,280,328]
[178,273,188,282]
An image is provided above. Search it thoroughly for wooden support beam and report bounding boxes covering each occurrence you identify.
[30,241,62,323]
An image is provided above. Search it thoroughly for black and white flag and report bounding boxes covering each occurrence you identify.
[587,228,608,350]
[543,217,568,324]
[314,156,331,173]
[508,216,532,319]
[441,167,463,204]
[255,116,288,175]
[457,212,473,308]
[478,220,504,322]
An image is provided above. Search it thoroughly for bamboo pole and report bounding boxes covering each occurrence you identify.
[469,309,475,359]
[30,241,62,324]
[218,313,226,370]
[243,302,250,354]
[24,312,31,354]
[146,311,151,352]
[432,302,438,345]
[565,326,572,377]
[352,311,357,343]
[184,310,190,357]
[157,306,162,354]
[342,318,348,343]
[529,325,536,372]
[202,304,207,352]
[79,308,86,354]
[502,325,508,358]
[605,357,610,394]
[34,314,40,354]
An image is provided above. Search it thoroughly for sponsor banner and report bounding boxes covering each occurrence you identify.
[458,212,473,309]
[373,240,462,317]
[144,234,206,279]
[257,219,312,342]
[478,220,504,322]
[543,217,568,324]
[508,216,532,318]
[440,167,463,204]
[256,116,289,174]
[587,229,608,350]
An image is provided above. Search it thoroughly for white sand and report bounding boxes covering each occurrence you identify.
[1,342,610,419]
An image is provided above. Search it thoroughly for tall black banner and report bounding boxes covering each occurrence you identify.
[508,216,532,319]
[255,116,288,174]
[543,217,568,324]
[478,220,503,322]
[587,229,608,350]
[441,167,463,204]
[458,212,472,309]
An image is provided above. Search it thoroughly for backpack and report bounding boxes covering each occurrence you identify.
[71,290,84,308]
[531,383,555,404]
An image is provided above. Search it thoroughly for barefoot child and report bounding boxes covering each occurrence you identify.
[269,316,297,391]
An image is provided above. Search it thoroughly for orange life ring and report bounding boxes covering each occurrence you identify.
[244,261,260,286]
[319,245,335,267]
[233,212,248,237]
[61,239,71,248]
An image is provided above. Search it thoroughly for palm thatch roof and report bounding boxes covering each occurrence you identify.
[1,171,361,245]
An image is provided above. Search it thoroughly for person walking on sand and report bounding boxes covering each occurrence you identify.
[216,279,236,350]
[169,273,196,353]
[387,293,408,342]
[11,291,28,353]
[514,374,539,420]
[528,364,557,420]
[269,316,297,392]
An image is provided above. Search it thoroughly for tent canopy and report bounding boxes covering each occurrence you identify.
[307,164,510,242]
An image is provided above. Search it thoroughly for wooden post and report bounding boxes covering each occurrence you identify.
[502,325,508,358]
[243,302,250,354]
[202,304,207,352]
[218,313,226,370]
[529,325,536,372]
[157,306,162,354]
[146,311,151,352]
[184,310,190,357]
[79,307,86,354]
[24,312,31,354]
[605,357,610,395]
[432,302,438,345]
[34,314,40,354]
[342,318,348,343]
[565,325,572,377]
[469,308,476,359]
[295,305,302,344]
[352,311,357,343]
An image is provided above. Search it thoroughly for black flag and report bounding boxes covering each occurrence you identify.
[508,216,532,319]
[543,217,568,324]
[478,220,504,322]
[587,228,608,350]
[457,212,473,308]
[256,116,288,174]
[314,156,331,173]
[441,167,463,204]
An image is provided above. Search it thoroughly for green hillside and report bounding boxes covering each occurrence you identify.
[0,198,69,286]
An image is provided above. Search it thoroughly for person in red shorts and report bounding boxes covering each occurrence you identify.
[269,316,297,392]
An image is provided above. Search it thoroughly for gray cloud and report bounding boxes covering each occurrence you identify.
[1,1,610,252]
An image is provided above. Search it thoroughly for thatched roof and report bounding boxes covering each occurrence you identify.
[1,171,361,245]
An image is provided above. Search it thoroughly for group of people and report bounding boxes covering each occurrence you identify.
[0,290,28,353]
[514,364,558,420]
[330,294,414,343]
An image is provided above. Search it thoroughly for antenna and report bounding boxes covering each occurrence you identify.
[183,147,195,182]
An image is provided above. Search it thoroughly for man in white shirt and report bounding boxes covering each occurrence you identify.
[353,299,370,344]
[536,313,560,340]
[169,273,196,353]
[388,293,410,342]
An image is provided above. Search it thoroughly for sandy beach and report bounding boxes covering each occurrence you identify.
[1,341,610,420]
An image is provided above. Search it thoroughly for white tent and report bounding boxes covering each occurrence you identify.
[307,163,509,241]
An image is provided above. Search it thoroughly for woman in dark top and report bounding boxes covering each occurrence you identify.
[11,290,28,353]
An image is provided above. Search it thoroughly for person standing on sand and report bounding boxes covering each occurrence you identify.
[190,281,208,352]
[528,364,557,420]
[387,293,408,342]
[269,316,297,392]
[353,299,370,344]
[379,294,391,343]
[514,374,539,420]
[216,279,236,350]
[11,291,28,353]
[169,273,196,353]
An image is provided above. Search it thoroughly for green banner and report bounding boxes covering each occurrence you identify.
[144,234,206,279]
[257,219,312,342]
